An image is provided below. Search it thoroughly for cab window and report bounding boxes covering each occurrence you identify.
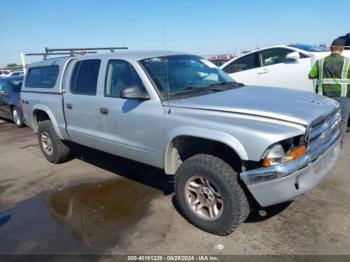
[0,80,11,94]
[105,60,144,98]
[70,59,101,95]
[26,65,59,88]
[260,48,294,66]
[223,53,260,74]
[9,79,23,92]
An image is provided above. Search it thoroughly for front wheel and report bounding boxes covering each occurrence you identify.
[175,154,249,235]
[37,120,70,163]
[11,107,24,128]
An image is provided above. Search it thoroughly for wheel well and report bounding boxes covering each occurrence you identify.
[166,136,243,175]
[32,110,50,132]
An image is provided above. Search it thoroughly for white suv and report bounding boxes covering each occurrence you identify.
[221,44,350,92]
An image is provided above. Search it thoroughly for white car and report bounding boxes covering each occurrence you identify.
[7,71,24,77]
[0,70,24,78]
[221,44,350,92]
[0,70,11,77]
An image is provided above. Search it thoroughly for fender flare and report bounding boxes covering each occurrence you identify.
[32,105,64,139]
[164,127,248,174]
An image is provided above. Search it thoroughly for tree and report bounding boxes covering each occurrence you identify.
[7,63,18,68]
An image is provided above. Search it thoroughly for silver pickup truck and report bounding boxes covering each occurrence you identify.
[21,50,341,235]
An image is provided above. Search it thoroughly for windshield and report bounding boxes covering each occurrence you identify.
[140,55,237,99]
[10,79,23,92]
[288,44,328,52]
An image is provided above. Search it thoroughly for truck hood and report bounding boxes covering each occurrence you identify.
[168,86,339,126]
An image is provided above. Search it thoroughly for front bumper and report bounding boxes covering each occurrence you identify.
[240,134,341,207]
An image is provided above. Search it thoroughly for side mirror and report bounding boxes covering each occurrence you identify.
[285,51,300,63]
[120,85,150,100]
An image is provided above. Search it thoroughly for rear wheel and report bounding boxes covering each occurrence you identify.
[11,107,24,128]
[175,154,249,235]
[37,120,70,163]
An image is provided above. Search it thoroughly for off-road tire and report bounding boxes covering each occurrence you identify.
[175,154,249,235]
[11,107,24,128]
[37,120,70,163]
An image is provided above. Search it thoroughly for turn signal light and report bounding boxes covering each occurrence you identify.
[263,145,307,167]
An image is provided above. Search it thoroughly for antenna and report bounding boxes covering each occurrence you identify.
[162,22,168,51]
[162,22,171,114]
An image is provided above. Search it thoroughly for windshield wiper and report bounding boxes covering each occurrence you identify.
[208,81,244,91]
[171,86,207,94]
[169,82,245,97]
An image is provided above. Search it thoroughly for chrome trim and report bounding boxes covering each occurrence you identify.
[308,120,330,141]
[245,143,340,207]
[307,110,340,142]
[240,129,341,185]
[307,110,340,152]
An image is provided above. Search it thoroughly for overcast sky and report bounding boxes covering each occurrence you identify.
[0,0,349,65]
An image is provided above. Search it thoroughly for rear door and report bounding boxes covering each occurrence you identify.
[221,52,261,85]
[96,59,164,166]
[64,59,102,148]
[258,48,314,91]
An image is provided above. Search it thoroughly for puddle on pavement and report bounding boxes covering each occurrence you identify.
[47,178,162,249]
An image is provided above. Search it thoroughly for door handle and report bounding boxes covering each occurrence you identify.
[258,69,269,74]
[22,99,29,104]
[66,103,73,110]
[99,107,109,115]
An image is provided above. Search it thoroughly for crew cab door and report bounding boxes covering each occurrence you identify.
[258,48,314,92]
[96,59,164,167]
[222,52,261,85]
[63,59,102,148]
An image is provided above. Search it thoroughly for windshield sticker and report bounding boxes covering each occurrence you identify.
[146,57,166,63]
[204,73,219,82]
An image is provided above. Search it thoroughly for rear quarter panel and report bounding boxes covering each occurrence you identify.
[21,92,69,139]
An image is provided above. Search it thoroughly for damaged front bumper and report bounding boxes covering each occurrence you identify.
[240,132,341,207]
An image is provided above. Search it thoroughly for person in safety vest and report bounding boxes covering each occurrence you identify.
[309,37,350,141]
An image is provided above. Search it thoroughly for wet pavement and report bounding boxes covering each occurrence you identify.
[48,179,162,249]
[0,177,170,254]
[0,121,350,255]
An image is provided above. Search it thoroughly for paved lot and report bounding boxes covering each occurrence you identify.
[0,119,350,255]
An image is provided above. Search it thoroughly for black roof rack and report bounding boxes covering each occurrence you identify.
[25,47,128,60]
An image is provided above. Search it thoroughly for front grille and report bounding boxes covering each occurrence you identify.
[307,111,340,153]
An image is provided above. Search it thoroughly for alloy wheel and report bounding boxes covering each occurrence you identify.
[184,175,223,220]
[41,132,54,155]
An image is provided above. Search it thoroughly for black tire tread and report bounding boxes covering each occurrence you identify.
[37,120,70,163]
[175,154,249,235]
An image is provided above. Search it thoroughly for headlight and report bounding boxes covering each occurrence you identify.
[262,143,307,167]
